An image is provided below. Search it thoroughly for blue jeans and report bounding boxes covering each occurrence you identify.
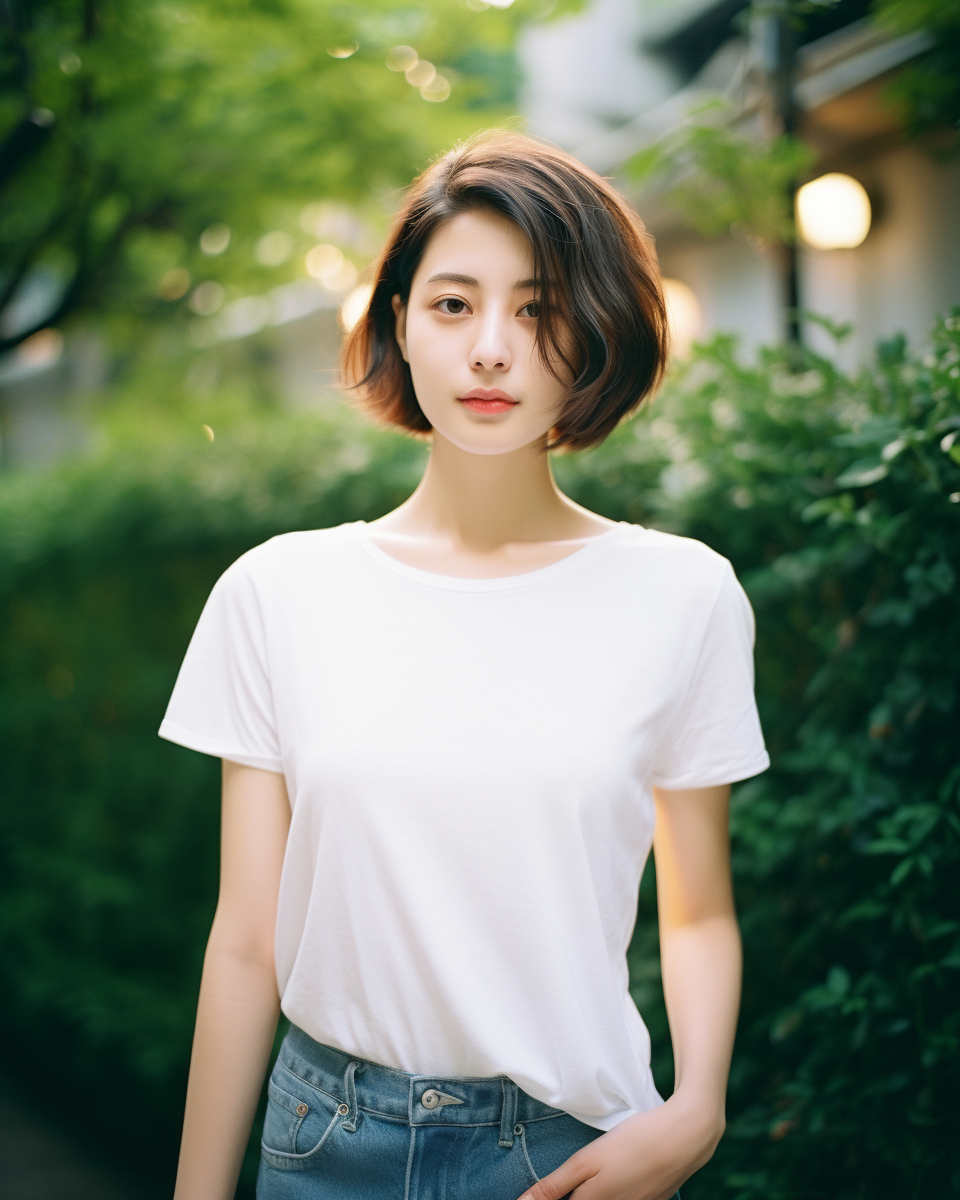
[257,1025,681,1199]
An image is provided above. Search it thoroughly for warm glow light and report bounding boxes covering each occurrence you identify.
[305,244,357,291]
[386,45,418,72]
[796,173,872,250]
[340,283,374,332]
[16,328,64,369]
[306,243,343,280]
[405,60,436,88]
[662,278,703,359]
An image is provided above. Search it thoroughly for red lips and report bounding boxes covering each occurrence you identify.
[458,388,518,414]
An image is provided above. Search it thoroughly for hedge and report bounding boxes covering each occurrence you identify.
[1,312,958,1197]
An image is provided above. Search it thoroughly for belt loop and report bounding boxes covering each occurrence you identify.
[498,1078,518,1148]
[341,1059,364,1132]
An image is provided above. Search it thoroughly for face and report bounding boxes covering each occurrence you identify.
[392,209,570,456]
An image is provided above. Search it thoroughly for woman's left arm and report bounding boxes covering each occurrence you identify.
[519,783,739,1200]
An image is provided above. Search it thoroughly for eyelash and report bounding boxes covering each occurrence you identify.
[434,298,540,318]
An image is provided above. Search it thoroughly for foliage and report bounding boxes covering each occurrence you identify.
[0,0,573,354]
[625,115,814,247]
[0,409,428,1194]
[1,312,959,1197]
[873,0,960,147]
[566,310,960,1199]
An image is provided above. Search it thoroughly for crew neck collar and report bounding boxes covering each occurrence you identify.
[348,520,631,592]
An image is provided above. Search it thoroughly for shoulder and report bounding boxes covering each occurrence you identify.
[215,523,359,595]
[608,523,733,594]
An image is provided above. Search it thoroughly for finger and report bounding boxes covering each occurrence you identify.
[518,1158,598,1200]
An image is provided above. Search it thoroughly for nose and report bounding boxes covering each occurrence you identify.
[470,312,512,373]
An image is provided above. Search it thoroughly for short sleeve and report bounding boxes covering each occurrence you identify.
[158,556,284,773]
[651,561,769,790]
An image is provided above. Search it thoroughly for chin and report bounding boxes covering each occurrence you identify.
[433,424,549,456]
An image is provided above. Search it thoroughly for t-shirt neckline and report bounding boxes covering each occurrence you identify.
[349,519,631,592]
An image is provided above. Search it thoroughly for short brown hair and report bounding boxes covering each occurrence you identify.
[341,131,667,452]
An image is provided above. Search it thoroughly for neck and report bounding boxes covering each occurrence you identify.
[398,431,576,550]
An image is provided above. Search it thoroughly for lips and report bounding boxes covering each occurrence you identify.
[458,389,518,415]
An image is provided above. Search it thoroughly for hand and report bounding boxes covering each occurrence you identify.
[517,1094,723,1200]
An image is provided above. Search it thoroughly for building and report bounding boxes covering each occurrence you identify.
[520,0,960,366]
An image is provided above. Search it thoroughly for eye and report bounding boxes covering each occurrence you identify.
[436,297,469,315]
[518,300,540,318]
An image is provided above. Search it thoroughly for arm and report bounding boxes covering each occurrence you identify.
[519,783,739,1200]
[173,760,291,1200]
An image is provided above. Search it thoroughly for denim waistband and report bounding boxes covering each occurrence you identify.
[279,1024,570,1149]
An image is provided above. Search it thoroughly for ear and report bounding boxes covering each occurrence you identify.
[391,294,409,363]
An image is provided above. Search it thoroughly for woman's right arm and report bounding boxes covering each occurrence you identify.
[173,759,291,1200]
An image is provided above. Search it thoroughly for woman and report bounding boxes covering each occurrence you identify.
[160,132,769,1200]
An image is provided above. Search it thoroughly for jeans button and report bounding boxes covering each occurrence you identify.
[295,1103,308,1116]
[421,1089,440,1109]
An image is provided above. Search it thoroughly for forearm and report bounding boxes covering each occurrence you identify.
[173,932,281,1200]
[659,912,742,1131]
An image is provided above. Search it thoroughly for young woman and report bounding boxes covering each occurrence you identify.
[160,132,769,1200]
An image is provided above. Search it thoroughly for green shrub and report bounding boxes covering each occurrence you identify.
[0,410,428,1193]
[561,312,960,1198]
[1,312,958,1197]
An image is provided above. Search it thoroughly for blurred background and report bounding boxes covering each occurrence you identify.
[1,1,958,1197]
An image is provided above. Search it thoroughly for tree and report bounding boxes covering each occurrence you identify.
[0,0,576,354]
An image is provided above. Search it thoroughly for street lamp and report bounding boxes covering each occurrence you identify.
[796,173,872,249]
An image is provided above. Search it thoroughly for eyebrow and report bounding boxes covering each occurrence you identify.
[425,273,538,289]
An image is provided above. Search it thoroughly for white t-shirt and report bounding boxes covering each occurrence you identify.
[159,519,769,1131]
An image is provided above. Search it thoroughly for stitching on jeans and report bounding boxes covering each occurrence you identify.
[276,1056,572,1128]
[404,1125,415,1200]
[275,1061,344,1108]
[260,1108,341,1163]
[518,1127,540,1185]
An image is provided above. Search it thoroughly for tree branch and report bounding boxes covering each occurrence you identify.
[0,202,143,355]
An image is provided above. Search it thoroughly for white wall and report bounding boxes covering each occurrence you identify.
[801,146,960,366]
[519,0,679,148]
[657,236,785,356]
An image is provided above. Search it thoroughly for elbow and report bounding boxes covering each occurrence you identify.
[205,916,277,979]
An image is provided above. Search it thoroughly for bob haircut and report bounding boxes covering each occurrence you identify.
[341,131,668,452]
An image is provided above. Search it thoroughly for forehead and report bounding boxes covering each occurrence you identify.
[413,209,534,285]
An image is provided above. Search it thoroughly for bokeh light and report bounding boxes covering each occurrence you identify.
[421,74,451,102]
[158,268,191,300]
[405,60,436,88]
[199,224,231,255]
[386,45,418,72]
[340,282,375,332]
[305,245,357,291]
[327,43,359,58]
[256,231,294,266]
[15,328,64,369]
[305,244,344,279]
[796,173,872,250]
[662,277,703,359]
[189,281,225,315]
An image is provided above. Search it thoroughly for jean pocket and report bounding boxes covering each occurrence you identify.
[260,1060,345,1170]
[516,1112,604,1188]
